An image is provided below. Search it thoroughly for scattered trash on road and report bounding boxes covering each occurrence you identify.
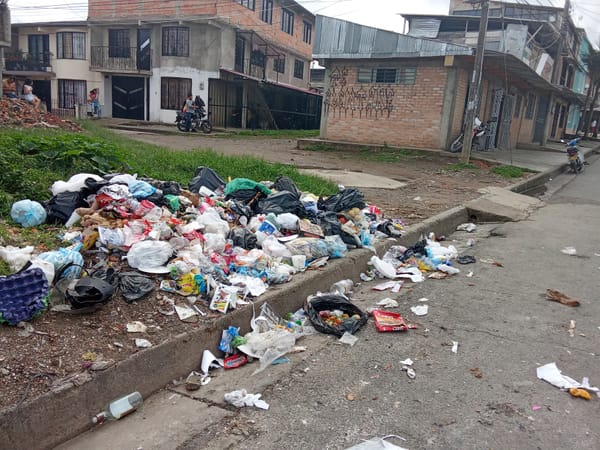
[410,305,428,316]
[545,289,580,307]
[536,362,599,397]
[372,310,409,332]
[224,389,269,409]
[457,223,477,232]
[92,391,143,424]
[561,246,577,256]
[345,435,408,450]
[451,341,459,353]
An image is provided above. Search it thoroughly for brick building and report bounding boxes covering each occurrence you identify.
[87,0,322,128]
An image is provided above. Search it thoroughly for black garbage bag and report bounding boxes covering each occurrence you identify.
[81,177,110,198]
[119,271,155,303]
[399,239,428,262]
[317,211,342,236]
[189,166,226,193]
[227,228,258,250]
[144,190,165,208]
[225,189,265,213]
[272,176,300,199]
[258,191,306,217]
[229,201,253,223]
[305,294,368,337]
[45,191,87,224]
[318,188,366,213]
[145,179,182,196]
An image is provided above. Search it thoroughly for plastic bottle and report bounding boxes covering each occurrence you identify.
[92,391,143,424]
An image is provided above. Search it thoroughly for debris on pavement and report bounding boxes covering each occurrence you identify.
[545,289,580,307]
[561,246,577,256]
[410,305,428,316]
[536,362,599,397]
[372,310,409,332]
[135,338,152,348]
[470,368,483,378]
[451,341,459,353]
[224,389,269,409]
[456,222,477,232]
[339,331,359,346]
[345,435,408,450]
[376,298,399,308]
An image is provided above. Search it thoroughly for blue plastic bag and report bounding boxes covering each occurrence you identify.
[10,200,47,227]
[38,245,84,280]
[129,180,157,199]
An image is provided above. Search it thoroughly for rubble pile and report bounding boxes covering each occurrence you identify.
[0,98,82,131]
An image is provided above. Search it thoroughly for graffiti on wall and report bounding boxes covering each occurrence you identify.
[324,66,396,119]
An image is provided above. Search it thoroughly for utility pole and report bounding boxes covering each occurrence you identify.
[461,0,489,163]
[0,0,11,98]
[542,0,569,146]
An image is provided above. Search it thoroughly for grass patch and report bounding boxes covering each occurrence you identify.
[0,122,337,222]
[445,162,478,172]
[304,143,338,152]
[490,165,527,178]
[358,147,429,163]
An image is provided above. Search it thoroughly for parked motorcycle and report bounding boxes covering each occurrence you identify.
[563,137,584,174]
[175,108,212,134]
[449,117,490,153]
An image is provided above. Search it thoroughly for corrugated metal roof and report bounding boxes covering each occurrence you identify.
[313,15,473,60]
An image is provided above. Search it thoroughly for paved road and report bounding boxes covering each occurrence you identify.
[59,154,600,450]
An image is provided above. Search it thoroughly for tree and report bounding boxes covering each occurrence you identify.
[581,48,600,138]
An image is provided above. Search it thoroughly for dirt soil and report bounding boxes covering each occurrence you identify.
[0,131,527,412]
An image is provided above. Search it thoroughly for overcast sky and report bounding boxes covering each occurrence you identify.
[7,0,600,46]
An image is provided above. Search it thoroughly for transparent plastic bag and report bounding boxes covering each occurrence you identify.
[126,240,173,269]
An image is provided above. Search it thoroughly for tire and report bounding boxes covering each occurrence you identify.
[176,121,187,132]
[449,134,463,153]
[200,120,212,134]
[569,161,577,173]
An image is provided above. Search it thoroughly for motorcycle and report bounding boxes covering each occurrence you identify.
[449,117,490,153]
[563,138,584,173]
[175,108,212,134]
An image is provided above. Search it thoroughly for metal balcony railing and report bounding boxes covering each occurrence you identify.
[90,46,151,73]
[4,52,53,73]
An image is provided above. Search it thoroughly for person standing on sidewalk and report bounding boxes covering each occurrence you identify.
[183,93,195,132]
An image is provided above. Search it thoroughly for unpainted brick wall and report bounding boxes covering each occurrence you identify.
[323,60,451,149]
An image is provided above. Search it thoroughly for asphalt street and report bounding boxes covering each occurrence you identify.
[58,153,600,450]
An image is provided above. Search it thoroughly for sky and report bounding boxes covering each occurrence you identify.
[6,0,600,46]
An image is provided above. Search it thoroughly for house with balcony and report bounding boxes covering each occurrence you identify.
[87,0,322,128]
[402,0,591,147]
[3,21,102,115]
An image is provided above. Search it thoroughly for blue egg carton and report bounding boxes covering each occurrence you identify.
[0,268,50,325]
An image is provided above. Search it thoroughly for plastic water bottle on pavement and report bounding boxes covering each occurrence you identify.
[92,391,143,424]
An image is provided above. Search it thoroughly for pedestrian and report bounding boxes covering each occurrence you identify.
[88,88,102,117]
[183,93,195,131]
[590,119,597,138]
[21,78,41,109]
[2,77,17,98]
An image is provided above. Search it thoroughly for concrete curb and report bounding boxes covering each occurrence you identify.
[0,207,471,450]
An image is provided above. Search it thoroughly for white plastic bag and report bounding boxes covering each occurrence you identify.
[369,255,397,279]
[0,245,34,272]
[261,236,292,258]
[127,240,173,269]
[198,208,230,236]
[51,173,103,196]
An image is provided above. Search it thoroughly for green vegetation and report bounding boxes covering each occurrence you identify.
[304,143,338,152]
[491,165,528,178]
[358,147,429,163]
[0,123,337,219]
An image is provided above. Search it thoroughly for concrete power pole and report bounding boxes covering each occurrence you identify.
[461,0,490,163]
[0,0,11,97]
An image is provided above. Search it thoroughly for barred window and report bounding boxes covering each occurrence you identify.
[161,77,192,110]
[525,93,536,119]
[162,27,189,57]
[57,32,86,59]
[236,0,255,10]
[282,9,294,35]
[108,29,130,58]
[302,21,312,44]
[58,79,87,109]
[260,0,273,24]
[274,57,285,74]
[357,67,416,84]
[294,59,304,79]
[514,94,522,118]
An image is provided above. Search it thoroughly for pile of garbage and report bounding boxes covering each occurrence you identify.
[1,167,404,324]
[0,98,82,131]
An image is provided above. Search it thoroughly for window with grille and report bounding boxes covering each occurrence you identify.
[161,77,192,110]
[282,9,294,35]
[294,59,304,79]
[302,21,312,44]
[236,0,255,10]
[357,67,416,84]
[108,29,130,58]
[260,0,273,24]
[274,57,285,73]
[58,79,87,109]
[525,93,536,119]
[57,32,86,59]
[514,95,522,118]
[162,27,189,57]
